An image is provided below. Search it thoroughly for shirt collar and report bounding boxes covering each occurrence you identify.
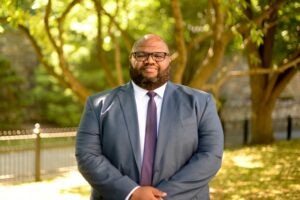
[131,81,167,99]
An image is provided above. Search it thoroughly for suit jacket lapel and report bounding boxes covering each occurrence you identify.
[154,83,178,170]
[117,82,179,181]
[117,83,142,173]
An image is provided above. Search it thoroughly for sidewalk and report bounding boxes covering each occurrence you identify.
[0,171,90,200]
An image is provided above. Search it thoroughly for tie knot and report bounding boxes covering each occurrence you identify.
[147,91,156,99]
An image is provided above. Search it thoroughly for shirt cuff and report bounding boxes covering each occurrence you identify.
[125,186,140,200]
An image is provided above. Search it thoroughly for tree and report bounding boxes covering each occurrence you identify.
[169,0,299,144]
[0,0,175,103]
[1,0,299,143]
[242,0,300,143]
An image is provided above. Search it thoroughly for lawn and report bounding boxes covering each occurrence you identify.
[210,139,300,199]
[48,139,300,199]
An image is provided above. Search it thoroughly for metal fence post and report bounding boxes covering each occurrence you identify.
[33,123,41,181]
[243,119,249,145]
[287,115,292,140]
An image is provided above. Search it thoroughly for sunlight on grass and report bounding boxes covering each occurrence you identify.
[60,185,91,196]
[0,171,90,200]
[232,154,264,168]
[210,139,300,199]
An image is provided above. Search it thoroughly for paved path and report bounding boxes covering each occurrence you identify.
[0,171,90,200]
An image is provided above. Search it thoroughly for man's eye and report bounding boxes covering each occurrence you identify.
[153,53,165,58]
[136,53,147,58]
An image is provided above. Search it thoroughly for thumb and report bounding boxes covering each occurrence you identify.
[152,188,167,197]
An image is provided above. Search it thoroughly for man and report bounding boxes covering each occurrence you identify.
[76,34,223,200]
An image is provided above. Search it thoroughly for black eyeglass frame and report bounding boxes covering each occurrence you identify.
[131,52,170,62]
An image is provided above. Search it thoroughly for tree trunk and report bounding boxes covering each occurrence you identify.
[170,0,187,84]
[251,102,274,144]
[248,45,276,144]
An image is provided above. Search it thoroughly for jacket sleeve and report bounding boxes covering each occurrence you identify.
[156,94,224,200]
[75,96,138,200]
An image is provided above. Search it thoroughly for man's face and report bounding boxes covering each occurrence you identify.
[129,37,171,90]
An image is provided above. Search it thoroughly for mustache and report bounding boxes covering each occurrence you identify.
[141,64,158,69]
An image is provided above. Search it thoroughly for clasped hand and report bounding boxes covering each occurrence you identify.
[130,186,167,200]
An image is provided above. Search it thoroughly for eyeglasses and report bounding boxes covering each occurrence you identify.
[131,52,169,62]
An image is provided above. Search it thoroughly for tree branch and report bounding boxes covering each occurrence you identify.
[189,0,230,88]
[107,2,124,85]
[187,31,213,51]
[203,55,300,94]
[269,68,297,103]
[18,25,69,89]
[92,0,118,87]
[237,0,285,35]
[170,0,187,83]
[44,0,90,103]
[229,56,300,76]
[57,0,82,46]
[58,0,82,23]
[98,3,134,51]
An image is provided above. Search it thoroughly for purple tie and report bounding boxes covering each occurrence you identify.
[140,91,157,186]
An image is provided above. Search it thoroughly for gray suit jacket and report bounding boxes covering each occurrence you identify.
[76,81,223,200]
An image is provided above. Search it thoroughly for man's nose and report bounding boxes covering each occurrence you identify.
[145,54,156,63]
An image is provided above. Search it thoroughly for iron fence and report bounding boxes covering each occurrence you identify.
[0,124,77,184]
[223,116,300,148]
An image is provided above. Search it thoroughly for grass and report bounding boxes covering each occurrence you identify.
[210,139,300,199]
[61,139,300,199]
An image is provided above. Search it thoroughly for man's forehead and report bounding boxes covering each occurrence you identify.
[136,41,166,47]
[133,38,169,51]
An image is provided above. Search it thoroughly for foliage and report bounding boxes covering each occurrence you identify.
[210,139,300,199]
[0,0,299,143]
[0,56,26,129]
[273,1,300,63]
[28,65,83,127]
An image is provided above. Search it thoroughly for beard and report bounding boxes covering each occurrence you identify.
[129,64,170,90]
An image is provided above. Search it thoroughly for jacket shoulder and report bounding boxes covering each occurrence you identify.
[87,83,130,106]
[172,83,211,99]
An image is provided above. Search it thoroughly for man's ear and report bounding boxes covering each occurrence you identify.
[170,52,178,62]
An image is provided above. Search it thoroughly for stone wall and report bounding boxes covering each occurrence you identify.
[218,57,300,120]
[0,29,38,89]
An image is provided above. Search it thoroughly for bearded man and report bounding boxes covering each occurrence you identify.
[76,34,224,200]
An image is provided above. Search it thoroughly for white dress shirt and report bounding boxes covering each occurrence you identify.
[131,81,166,160]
